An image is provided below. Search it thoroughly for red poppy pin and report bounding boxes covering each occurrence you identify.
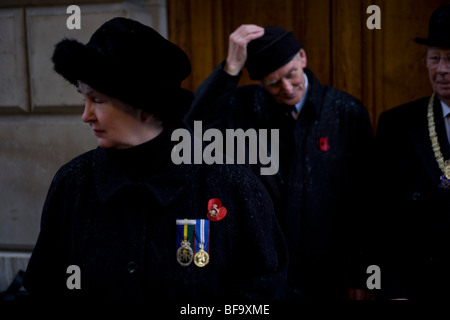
[319,137,330,152]
[207,198,227,221]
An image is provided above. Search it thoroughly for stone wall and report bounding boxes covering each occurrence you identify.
[0,0,168,293]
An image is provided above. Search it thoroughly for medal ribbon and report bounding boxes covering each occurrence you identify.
[195,219,209,254]
[176,219,196,249]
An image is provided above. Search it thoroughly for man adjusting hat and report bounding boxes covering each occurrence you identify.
[186,24,375,300]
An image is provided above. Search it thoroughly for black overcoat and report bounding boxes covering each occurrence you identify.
[375,95,450,299]
[186,64,375,299]
[23,128,288,300]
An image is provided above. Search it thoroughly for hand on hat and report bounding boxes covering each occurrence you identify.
[224,24,264,76]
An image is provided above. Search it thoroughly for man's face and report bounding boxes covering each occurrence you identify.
[426,47,450,102]
[260,49,307,106]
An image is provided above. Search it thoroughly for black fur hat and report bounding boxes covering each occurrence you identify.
[245,26,303,80]
[52,17,192,124]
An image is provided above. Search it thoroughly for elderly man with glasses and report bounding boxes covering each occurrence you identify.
[375,3,450,300]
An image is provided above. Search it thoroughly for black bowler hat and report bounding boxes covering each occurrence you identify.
[52,17,192,124]
[245,26,303,80]
[415,3,450,48]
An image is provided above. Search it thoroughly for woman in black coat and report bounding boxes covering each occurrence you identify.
[23,17,287,300]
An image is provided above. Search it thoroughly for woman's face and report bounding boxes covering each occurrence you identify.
[78,82,148,149]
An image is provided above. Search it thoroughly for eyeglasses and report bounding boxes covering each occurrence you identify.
[422,54,450,69]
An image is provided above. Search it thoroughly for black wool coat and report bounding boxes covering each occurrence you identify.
[185,64,375,299]
[23,128,288,300]
[375,95,450,300]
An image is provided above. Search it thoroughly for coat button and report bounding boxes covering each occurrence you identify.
[127,261,137,274]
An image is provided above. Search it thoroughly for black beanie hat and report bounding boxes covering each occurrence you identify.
[52,17,192,124]
[415,3,450,48]
[245,26,303,80]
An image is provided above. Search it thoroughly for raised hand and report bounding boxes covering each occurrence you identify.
[224,24,265,76]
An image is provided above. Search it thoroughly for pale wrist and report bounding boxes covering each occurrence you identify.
[223,61,242,76]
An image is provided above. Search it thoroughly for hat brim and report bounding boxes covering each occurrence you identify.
[414,37,450,48]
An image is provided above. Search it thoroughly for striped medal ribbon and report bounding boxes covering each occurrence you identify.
[194,219,210,267]
[176,219,195,267]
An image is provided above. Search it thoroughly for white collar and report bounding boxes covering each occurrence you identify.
[441,99,450,118]
[294,73,309,113]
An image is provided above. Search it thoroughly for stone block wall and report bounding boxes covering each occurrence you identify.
[0,0,168,293]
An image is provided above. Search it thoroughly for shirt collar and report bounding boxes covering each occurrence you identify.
[441,99,450,118]
[294,73,309,113]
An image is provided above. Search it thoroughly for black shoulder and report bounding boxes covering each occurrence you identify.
[203,164,271,200]
[379,96,429,123]
[376,96,430,141]
[51,149,95,185]
[325,86,366,112]
[235,85,259,108]
[39,149,96,227]
[320,87,372,132]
